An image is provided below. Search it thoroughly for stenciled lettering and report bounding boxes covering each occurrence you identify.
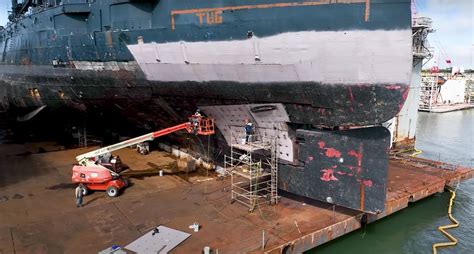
[195,11,223,26]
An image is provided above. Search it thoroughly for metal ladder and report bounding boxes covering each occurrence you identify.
[269,132,279,205]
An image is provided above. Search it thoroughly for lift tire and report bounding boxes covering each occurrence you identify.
[106,186,119,197]
[79,184,89,196]
[122,178,129,188]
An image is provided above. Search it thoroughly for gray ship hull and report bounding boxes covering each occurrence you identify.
[0,0,413,213]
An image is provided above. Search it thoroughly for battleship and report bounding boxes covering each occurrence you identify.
[0,0,413,213]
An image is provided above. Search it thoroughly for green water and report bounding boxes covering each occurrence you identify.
[309,109,474,254]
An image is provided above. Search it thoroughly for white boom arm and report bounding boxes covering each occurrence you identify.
[75,117,214,167]
[75,121,193,166]
[76,132,155,166]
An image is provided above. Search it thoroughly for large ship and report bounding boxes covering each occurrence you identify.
[0,0,413,213]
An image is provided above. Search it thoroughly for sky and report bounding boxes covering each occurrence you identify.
[416,0,473,69]
[0,1,11,27]
[0,0,472,69]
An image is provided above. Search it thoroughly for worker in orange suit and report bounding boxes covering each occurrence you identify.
[75,185,84,208]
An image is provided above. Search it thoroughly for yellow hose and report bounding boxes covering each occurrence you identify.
[393,147,423,157]
[432,189,459,254]
[410,148,423,157]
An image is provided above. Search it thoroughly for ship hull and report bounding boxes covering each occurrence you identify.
[0,0,413,212]
[0,0,412,127]
[0,63,408,127]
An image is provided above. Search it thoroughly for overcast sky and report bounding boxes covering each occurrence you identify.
[0,0,472,69]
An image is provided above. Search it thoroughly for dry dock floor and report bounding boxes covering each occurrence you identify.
[0,144,473,253]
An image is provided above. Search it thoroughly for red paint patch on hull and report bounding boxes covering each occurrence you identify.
[320,169,339,182]
[347,150,362,159]
[347,87,354,101]
[362,179,373,187]
[399,86,410,111]
[402,86,410,100]
[348,145,363,174]
[386,84,402,90]
[325,148,341,158]
[318,141,325,149]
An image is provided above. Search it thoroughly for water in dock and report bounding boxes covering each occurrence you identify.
[311,109,474,254]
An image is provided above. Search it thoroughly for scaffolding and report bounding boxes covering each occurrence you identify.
[467,79,474,105]
[412,16,434,61]
[419,74,442,111]
[225,129,279,212]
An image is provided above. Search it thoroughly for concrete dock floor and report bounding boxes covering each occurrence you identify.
[0,144,472,253]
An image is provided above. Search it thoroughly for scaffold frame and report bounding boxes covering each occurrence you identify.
[419,74,442,111]
[225,128,279,212]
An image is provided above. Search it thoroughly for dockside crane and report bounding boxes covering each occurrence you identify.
[71,116,214,197]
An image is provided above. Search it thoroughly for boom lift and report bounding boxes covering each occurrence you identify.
[71,116,214,197]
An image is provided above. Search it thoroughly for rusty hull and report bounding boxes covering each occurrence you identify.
[0,144,473,253]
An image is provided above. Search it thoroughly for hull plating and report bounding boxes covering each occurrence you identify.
[0,64,408,127]
[280,127,391,213]
[0,0,412,212]
[0,0,412,127]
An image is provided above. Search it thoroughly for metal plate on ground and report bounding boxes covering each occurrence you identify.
[98,246,127,254]
[124,226,190,254]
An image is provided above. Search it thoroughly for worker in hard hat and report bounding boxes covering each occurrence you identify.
[244,119,254,144]
[75,185,84,208]
[194,109,202,117]
[192,109,202,134]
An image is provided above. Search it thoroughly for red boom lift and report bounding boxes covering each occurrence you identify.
[71,116,214,197]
